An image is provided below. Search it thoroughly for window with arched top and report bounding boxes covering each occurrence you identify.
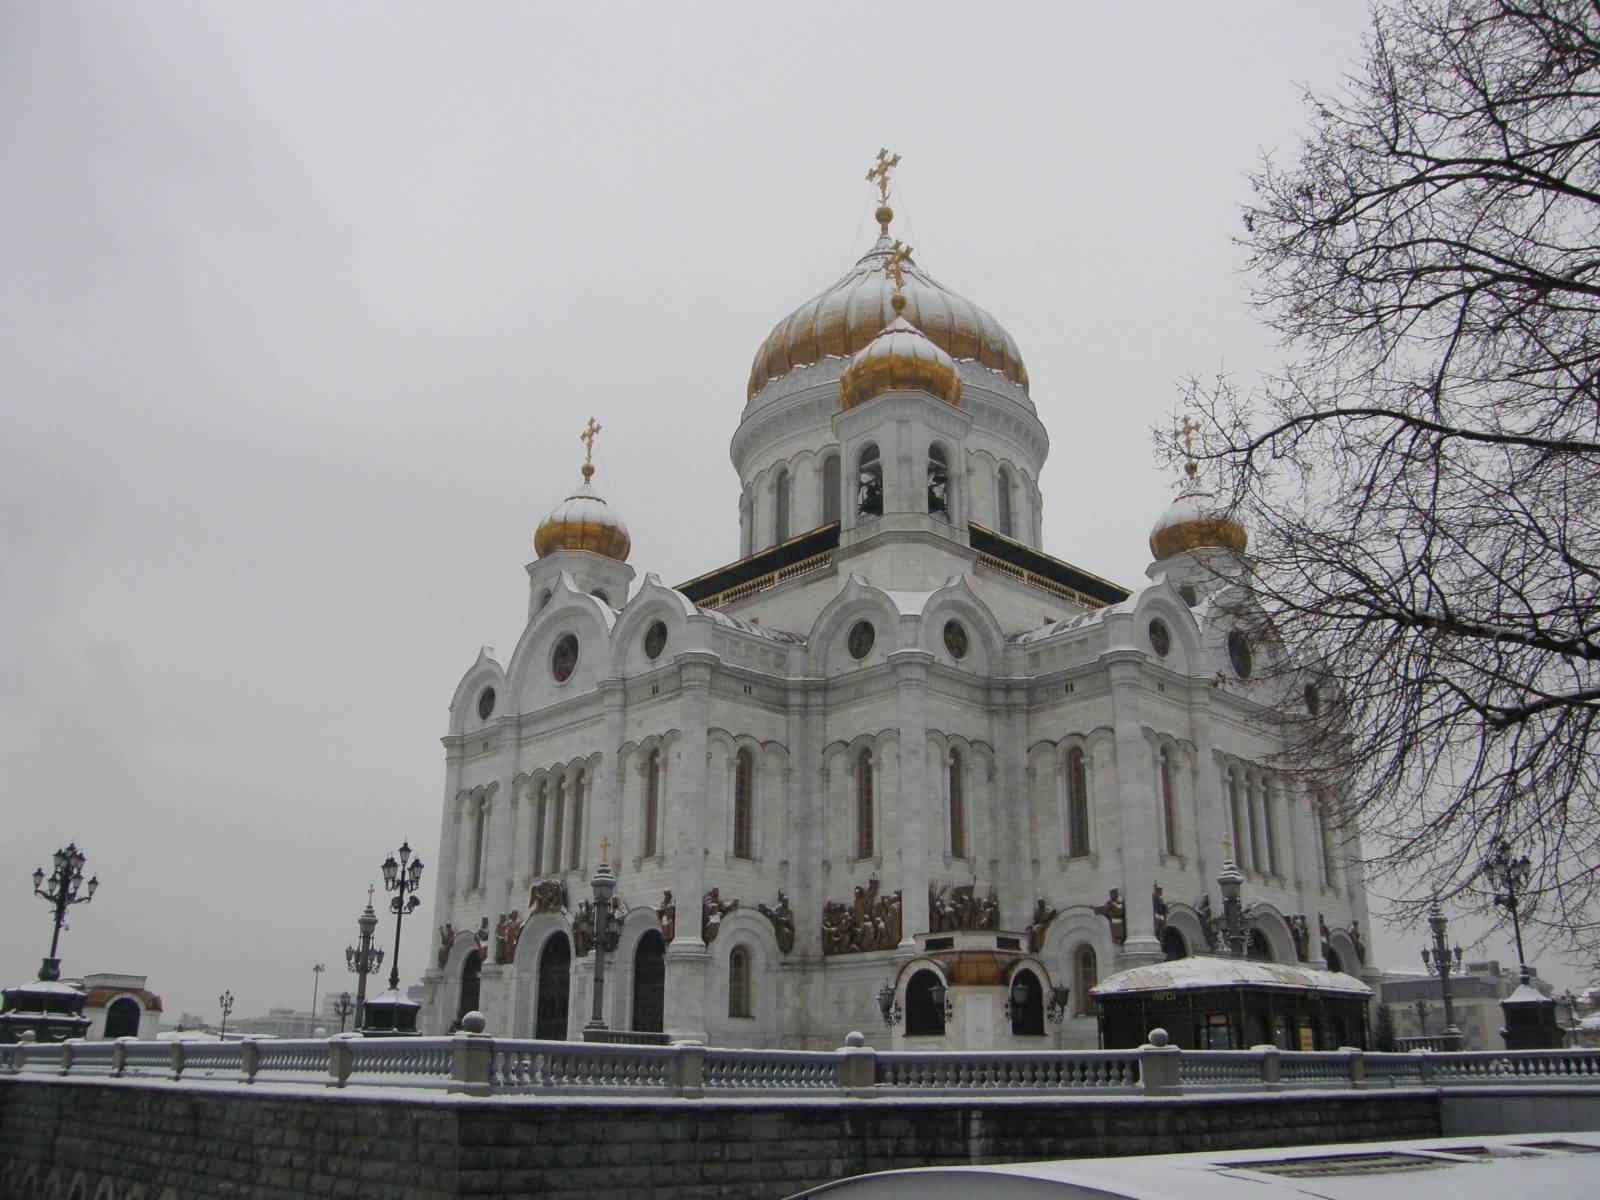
[1317,792,1338,886]
[1247,775,1264,874]
[1009,969,1044,1036]
[1066,747,1090,858]
[550,777,566,875]
[948,749,966,858]
[857,443,883,516]
[740,494,753,558]
[1159,745,1178,857]
[1262,780,1279,876]
[1073,944,1097,1016]
[905,969,946,1036]
[774,468,790,543]
[822,453,841,524]
[470,795,489,888]
[728,945,753,1018]
[568,770,585,869]
[1161,927,1189,961]
[997,467,1014,536]
[1227,768,1245,867]
[733,747,754,860]
[104,996,141,1039]
[644,750,662,859]
[532,781,548,878]
[856,748,875,859]
[927,444,949,518]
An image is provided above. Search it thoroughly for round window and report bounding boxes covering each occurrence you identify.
[551,633,579,682]
[1227,630,1253,679]
[1148,619,1171,658]
[644,620,668,660]
[943,620,969,660]
[476,686,496,721]
[847,620,876,660]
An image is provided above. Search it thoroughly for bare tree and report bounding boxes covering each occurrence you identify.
[1176,0,1600,951]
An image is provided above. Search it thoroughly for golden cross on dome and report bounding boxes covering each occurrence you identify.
[579,417,602,481]
[1180,414,1198,457]
[885,241,913,292]
[865,147,900,204]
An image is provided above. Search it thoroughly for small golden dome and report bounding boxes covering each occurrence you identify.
[747,237,1028,401]
[1149,464,1248,561]
[534,462,632,561]
[838,311,962,410]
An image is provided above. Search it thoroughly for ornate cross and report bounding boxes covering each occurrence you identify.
[1179,414,1198,457]
[580,417,602,465]
[598,836,610,865]
[367,885,375,906]
[865,147,900,204]
[885,240,913,294]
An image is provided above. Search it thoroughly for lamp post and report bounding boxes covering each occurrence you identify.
[380,841,424,992]
[1485,838,1534,985]
[1420,902,1463,1043]
[334,992,354,1034]
[585,841,619,1034]
[345,887,385,1028]
[218,990,234,1040]
[1218,856,1247,958]
[876,981,901,1028]
[311,962,326,1020]
[30,843,98,982]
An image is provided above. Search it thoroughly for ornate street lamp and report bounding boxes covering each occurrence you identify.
[1485,838,1534,985]
[876,981,901,1028]
[380,841,424,992]
[31,843,98,982]
[217,990,235,1040]
[334,992,354,1034]
[1218,855,1248,958]
[1420,902,1463,1044]
[1047,984,1072,1025]
[345,887,385,1028]
[585,842,619,1034]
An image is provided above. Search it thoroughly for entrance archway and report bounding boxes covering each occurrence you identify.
[103,997,141,1039]
[1161,927,1189,961]
[905,968,946,1037]
[457,950,482,1024]
[535,933,571,1040]
[631,929,665,1033]
[1008,969,1044,1037]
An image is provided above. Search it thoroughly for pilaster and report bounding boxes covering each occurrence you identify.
[665,655,715,1041]
[1108,656,1162,967]
[891,649,933,943]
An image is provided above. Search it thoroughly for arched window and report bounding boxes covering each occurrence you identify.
[857,443,883,516]
[728,945,753,1018]
[1227,768,1245,867]
[104,996,141,1039]
[733,748,754,860]
[469,795,488,888]
[550,776,566,875]
[644,750,661,859]
[1326,946,1345,974]
[632,930,665,1033]
[1009,969,1044,1036]
[457,950,482,1024]
[1247,776,1264,874]
[774,468,790,543]
[1159,745,1178,857]
[1262,780,1279,876]
[532,781,548,878]
[822,453,841,524]
[1073,945,1097,1016]
[1318,793,1338,886]
[1161,927,1189,961]
[856,748,875,859]
[948,749,966,858]
[535,933,570,1040]
[1066,747,1090,858]
[905,969,946,1036]
[568,769,585,869]
[997,467,1014,536]
[927,444,949,518]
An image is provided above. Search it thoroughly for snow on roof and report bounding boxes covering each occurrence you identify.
[696,606,806,643]
[882,589,936,615]
[1091,955,1372,997]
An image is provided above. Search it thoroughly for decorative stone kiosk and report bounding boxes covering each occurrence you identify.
[883,931,1068,1050]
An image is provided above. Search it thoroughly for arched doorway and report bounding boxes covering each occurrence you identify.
[103,997,141,1039]
[1161,927,1189,961]
[632,929,665,1033]
[1008,969,1044,1037]
[457,950,482,1025]
[535,933,571,1040]
[1327,947,1345,974]
[1247,929,1274,962]
[905,968,946,1037]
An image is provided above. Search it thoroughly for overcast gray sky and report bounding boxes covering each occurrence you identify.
[2,2,1562,1022]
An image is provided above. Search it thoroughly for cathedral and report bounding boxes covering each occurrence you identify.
[417,154,1376,1049]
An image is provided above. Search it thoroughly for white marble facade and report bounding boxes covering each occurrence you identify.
[418,222,1375,1050]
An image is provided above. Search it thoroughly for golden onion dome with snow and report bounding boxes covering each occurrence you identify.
[747,235,1028,401]
[534,462,632,561]
[1149,464,1248,561]
[838,296,963,409]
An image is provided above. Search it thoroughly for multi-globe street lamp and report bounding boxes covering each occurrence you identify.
[334,991,354,1034]
[30,843,98,982]
[380,842,424,992]
[1420,902,1463,1044]
[346,888,385,1029]
[218,990,235,1041]
[585,847,619,1034]
[1485,838,1534,985]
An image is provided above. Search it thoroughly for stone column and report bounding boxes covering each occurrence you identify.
[1109,656,1162,967]
[891,649,933,944]
[1289,779,1325,967]
[994,680,1031,929]
[665,655,714,1041]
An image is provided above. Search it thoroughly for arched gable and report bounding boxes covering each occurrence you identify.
[920,575,1007,672]
[446,647,507,737]
[1130,581,1202,677]
[608,574,699,676]
[505,571,617,710]
[806,575,901,676]
[1247,902,1297,964]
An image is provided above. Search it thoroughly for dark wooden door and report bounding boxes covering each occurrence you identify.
[535,934,571,1040]
[631,930,665,1033]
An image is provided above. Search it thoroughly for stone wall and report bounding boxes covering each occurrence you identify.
[0,1078,1438,1199]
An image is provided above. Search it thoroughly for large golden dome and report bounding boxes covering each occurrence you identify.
[747,235,1029,401]
[534,463,632,561]
[1149,465,1248,561]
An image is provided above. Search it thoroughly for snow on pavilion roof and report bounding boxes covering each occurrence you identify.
[1091,955,1372,997]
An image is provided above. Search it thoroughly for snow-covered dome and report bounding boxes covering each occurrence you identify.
[838,303,962,410]
[534,462,631,562]
[1149,464,1248,561]
[747,233,1028,403]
